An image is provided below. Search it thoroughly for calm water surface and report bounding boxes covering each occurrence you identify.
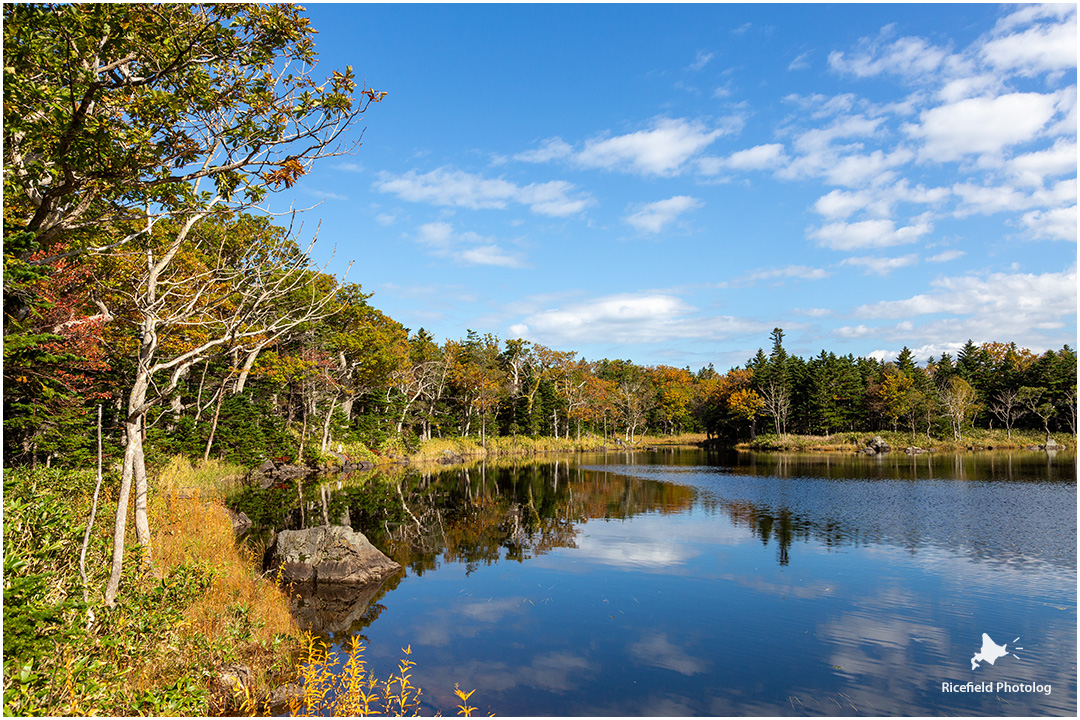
[247,449,1077,716]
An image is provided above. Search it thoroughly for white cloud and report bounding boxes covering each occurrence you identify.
[687,50,714,71]
[828,28,951,79]
[413,221,526,268]
[906,92,1062,162]
[842,254,919,276]
[509,293,765,346]
[740,265,831,283]
[809,217,933,250]
[374,167,590,217]
[952,179,1076,218]
[575,118,725,176]
[517,180,593,216]
[458,244,527,268]
[699,143,789,175]
[514,137,574,163]
[788,51,812,71]
[812,181,950,220]
[981,12,1077,75]
[926,249,966,263]
[1020,205,1077,241]
[855,268,1078,319]
[624,196,703,234]
[1008,139,1078,187]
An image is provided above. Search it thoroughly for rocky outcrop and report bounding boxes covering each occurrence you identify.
[860,436,891,455]
[904,446,929,455]
[267,524,400,586]
[247,459,315,489]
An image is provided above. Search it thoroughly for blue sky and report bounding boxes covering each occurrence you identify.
[273,2,1077,372]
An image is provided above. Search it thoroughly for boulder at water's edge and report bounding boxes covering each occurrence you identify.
[268,524,400,586]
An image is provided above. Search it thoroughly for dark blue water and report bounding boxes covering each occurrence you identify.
[293,450,1077,716]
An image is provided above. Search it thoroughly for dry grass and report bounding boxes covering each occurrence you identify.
[151,487,297,648]
[144,460,301,711]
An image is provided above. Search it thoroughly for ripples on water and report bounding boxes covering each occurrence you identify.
[240,449,1076,716]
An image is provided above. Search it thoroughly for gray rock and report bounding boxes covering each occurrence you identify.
[865,436,891,454]
[904,446,927,455]
[225,508,252,534]
[268,524,400,586]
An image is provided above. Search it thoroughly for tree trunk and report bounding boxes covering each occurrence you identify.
[203,373,230,461]
[320,394,338,454]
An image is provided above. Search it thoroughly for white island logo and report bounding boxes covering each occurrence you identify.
[971,633,1022,670]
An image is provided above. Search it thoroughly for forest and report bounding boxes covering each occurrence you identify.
[3,5,1076,716]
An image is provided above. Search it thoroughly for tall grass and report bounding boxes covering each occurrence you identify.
[408,432,707,463]
[2,462,300,715]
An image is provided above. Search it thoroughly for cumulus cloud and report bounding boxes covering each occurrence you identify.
[1020,205,1077,241]
[905,92,1062,162]
[414,221,526,268]
[981,9,1077,75]
[698,143,789,175]
[508,293,765,346]
[855,268,1077,319]
[624,196,703,234]
[835,268,1077,351]
[513,118,731,177]
[828,27,951,79]
[812,181,949,220]
[809,217,933,250]
[374,167,590,217]
[575,118,726,176]
[1008,139,1078,186]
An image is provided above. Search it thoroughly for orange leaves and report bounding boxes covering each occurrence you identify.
[260,158,305,189]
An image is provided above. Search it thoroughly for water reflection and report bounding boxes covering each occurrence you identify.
[229,449,1076,716]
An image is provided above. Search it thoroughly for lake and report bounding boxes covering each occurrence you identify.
[241,448,1077,716]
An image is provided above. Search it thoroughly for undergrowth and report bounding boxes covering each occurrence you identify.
[2,464,299,716]
[288,634,486,717]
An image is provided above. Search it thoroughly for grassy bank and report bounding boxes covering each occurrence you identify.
[736,429,1076,453]
[406,432,707,463]
[2,459,300,716]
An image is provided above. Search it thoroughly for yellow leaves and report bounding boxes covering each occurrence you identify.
[454,683,478,717]
[728,387,765,422]
[364,87,388,103]
[287,636,485,717]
